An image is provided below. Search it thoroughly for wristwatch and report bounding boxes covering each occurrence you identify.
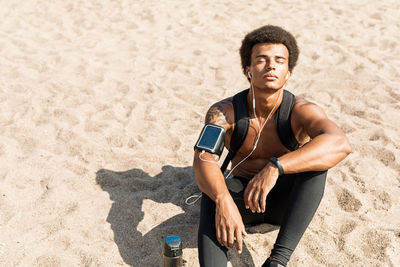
[269,157,284,176]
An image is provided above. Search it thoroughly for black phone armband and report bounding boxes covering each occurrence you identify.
[194,124,225,156]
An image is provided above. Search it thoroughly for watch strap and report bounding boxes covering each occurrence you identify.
[269,157,284,176]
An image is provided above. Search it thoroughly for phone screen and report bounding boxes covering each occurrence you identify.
[198,125,222,149]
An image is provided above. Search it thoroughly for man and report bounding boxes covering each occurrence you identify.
[193,25,351,267]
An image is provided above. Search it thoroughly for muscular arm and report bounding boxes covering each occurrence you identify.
[279,100,351,173]
[244,99,351,214]
[193,99,232,202]
[193,99,246,252]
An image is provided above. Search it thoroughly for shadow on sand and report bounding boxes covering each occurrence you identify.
[96,165,277,266]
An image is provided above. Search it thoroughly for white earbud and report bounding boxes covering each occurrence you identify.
[248,72,252,79]
[286,73,290,80]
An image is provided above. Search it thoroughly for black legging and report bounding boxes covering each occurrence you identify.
[198,171,327,266]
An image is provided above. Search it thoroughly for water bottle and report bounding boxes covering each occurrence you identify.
[163,235,182,267]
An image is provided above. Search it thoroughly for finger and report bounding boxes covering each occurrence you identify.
[216,225,222,246]
[260,190,268,213]
[245,187,254,211]
[235,228,243,253]
[252,191,260,213]
[243,185,251,209]
[227,230,235,248]
[242,229,248,237]
[221,228,228,248]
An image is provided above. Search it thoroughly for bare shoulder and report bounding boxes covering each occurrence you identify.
[205,97,234,130]
[291,96,341,139]
[292,96,328,121]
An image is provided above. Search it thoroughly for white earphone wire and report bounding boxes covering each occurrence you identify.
[224,78,282,179]
[185,77,282,205]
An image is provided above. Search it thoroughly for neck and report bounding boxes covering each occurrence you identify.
[248,86,283,118]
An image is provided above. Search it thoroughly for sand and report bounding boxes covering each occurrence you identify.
[0,0,399,266]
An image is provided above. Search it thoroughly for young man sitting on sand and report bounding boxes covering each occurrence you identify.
[193,25,351,267]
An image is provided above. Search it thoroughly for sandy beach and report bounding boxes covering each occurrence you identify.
[0,0,399,266]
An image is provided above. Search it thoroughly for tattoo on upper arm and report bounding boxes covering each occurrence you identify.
[205,98,232,127]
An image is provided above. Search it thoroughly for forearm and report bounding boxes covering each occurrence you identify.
[193,151,231,203]
[194,150,246,251]
[279,133,351,174]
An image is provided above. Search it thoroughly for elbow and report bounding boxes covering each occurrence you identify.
[192,151,202,179]
[339,135,352,156]
[345,143,352,155]
[193,150,201,168]
[327,133,352,161]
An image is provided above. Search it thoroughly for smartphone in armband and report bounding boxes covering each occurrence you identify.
[194,124,225,157]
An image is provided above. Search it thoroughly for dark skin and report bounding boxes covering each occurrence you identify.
[193,43,352,254]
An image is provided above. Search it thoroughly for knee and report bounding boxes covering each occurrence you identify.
[296,171,327,199]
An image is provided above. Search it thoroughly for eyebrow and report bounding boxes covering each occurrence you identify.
[255,54,287,60]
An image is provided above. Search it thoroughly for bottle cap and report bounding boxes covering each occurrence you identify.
[163,235,182,257]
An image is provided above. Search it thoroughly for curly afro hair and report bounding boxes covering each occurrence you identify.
[239,25,299,74]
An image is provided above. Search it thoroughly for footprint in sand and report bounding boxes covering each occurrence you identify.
[79,251,99,266]
[56,128,76,143]
[372,190,392,211]
[377,147,396,167]
[361,230,390,261]
[368,129,389,143]
[16,134,37,155]
[340,103,367,118]
[116,82,130,95]
[106,133,125,148]
[337,220,357,251]
[353,63,365,74]
[380,38,397,51]
[340,121,356,134]
[329,7,343,16]
[35,255,61,267]
[388,90,400,102]
[64,161,89,176]
[336,188,362,212]
[84,119,108,133]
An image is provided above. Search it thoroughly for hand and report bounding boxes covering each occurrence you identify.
[215,194,247,253]
[244,163,280,213]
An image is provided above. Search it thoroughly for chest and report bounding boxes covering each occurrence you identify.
[235,115,289,159]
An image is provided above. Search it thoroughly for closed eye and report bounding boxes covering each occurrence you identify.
[276,56,286,63]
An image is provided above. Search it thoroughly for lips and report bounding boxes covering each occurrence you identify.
[263,73,278,80]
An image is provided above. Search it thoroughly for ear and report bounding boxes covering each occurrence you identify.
[245,67,251,81]
[285,71,291,80]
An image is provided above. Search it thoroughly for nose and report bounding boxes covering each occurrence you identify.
[265,59,276,70]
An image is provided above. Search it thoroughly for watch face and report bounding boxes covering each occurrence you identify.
[198,125,223,150]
